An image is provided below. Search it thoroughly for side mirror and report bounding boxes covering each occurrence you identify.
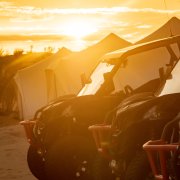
[102,72,115,94]
[165,65,173,80]
[159,66,173,81]
[103,72,112,80]
[80,73,92,87]
[159,67,165,81]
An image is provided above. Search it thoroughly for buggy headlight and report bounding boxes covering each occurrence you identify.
[61,105,74,117]
[143,106,161,120]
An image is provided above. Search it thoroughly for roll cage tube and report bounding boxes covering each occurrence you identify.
[166,45,179,66]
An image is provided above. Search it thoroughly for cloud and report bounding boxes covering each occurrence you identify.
[9,16,53,23]
[0,1,12,6]
[0,2,179,30]
[24,7,180,15]
[136,24,152,29]
[0,1,179,43]
[0,4,178,38]
[18,7,180,16]
[0,34,66,41]
[1,2,180,18]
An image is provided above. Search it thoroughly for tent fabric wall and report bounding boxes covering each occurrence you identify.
[47,58,86,97]
[45,69,57,103]
[14,54,56,120]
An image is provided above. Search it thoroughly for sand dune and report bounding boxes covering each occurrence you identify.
[0,116,36,180]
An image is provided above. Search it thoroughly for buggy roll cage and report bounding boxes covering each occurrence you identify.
[143,113,180,180]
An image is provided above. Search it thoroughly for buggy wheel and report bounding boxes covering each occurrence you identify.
[27,145,46,180]
[45,136,96,180]
[125,151,154,180]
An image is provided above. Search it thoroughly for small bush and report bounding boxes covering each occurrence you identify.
[13,49,24,56]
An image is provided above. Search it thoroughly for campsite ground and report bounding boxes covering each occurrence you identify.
[0,115,36,180]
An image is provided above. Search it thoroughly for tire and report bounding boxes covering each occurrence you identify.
[125,151,154,180]
[92,155,115,180]
[27,145,46,180]
[45,136,96,180]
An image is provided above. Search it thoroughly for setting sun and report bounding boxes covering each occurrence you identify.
[61,19,98,39]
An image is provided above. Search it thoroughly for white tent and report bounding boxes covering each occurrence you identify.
[137,17,180,44]
[14,52,60,119]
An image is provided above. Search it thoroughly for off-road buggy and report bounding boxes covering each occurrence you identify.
[89,44,180,180]
[21,36,180,180]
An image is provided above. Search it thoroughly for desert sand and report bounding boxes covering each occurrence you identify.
[0,115,37,180]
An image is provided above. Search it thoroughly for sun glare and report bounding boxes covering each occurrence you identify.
[61,19,98,39]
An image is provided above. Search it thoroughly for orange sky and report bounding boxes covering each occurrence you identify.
[0,0,180,52]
